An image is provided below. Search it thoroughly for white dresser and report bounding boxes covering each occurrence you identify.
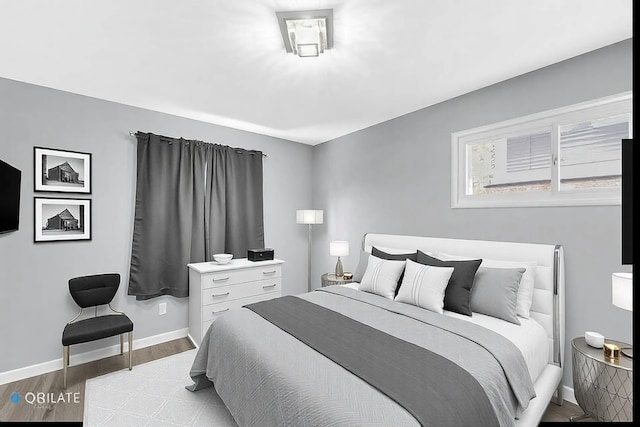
[187,258,284,346]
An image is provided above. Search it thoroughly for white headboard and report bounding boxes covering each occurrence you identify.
[362,233,565,368]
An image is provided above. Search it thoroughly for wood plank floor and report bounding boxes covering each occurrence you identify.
[1,337,587,424]
[0,337,194,423]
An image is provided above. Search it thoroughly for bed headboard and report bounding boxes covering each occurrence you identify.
[362,233,565,368]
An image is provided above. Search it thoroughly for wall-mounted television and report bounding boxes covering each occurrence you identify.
[621,139,633,265]
[0,159,21,234]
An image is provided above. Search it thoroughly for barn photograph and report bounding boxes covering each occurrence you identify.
[47,161,80,184]
[34,147,92,193]
[33,197,91,242]
[45,208,80,231]
[42,155,84,186]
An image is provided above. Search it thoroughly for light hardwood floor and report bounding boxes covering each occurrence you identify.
[0,337,194,423]
[1,337,585,424]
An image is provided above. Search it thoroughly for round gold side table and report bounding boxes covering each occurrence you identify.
[321,273,354,287]
[571,337,633,422]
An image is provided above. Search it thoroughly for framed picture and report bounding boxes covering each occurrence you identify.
[34,147,91,193]
[34,197,91,242]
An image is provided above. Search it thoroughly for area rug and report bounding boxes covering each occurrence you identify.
[84,349,236,426]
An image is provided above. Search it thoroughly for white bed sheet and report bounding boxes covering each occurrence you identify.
[339,282,549,383]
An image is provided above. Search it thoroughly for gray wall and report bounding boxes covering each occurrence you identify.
[311,39,633,389]
[0,78,313,373]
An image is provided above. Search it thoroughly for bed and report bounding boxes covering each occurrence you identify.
[188,233,565,426]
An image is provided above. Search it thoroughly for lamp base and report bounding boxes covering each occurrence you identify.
[621,347,633,358]
[335,257,343,277]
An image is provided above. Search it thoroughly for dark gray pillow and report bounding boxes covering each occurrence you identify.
[470,267,525,325]
[371,246,417,295]
[416,251,481,316]
[353,250,370,283]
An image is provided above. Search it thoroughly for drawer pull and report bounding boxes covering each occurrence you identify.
[212,292,230,298]
[263,284,277,289]
[262,270,277,275]
[212,277,230,282]
[212,308,230,314]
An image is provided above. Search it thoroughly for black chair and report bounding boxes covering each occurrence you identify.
[62,273,134,388]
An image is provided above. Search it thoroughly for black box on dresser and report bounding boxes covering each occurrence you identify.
[248,248,275,262]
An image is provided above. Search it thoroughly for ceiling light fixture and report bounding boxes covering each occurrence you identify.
[276,9,333,57]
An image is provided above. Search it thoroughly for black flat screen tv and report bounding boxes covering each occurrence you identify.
[621,139,633,265]
[0,159,21,234]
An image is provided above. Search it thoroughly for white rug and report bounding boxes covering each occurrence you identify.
[84,349,237,426]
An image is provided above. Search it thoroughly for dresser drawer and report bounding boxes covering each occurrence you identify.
[202,265,282,289]
[201,290,281,323]
[201,278,281,305]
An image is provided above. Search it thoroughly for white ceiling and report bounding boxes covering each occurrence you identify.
[0,0,632,145]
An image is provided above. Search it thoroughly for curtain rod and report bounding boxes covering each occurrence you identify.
[128,131,268,157]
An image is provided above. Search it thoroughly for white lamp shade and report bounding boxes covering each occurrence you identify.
[296,210,323,224]
[330,241,349,257]
[612,272,633,311]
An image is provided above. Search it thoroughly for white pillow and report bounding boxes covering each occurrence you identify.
[359,255,406,299]
[438,252,537,318]
[394,259,454,314]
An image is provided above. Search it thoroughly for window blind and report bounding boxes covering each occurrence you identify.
[506,131,552,172]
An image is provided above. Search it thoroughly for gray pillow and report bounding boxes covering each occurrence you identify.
[353,250,370,283]
[470,267,525,325]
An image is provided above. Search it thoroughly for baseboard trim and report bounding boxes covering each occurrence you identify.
[562,385,577,405]
[186,333,199,349]
[0,328,189,386]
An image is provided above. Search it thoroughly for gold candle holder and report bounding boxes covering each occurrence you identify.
[603,343,620,360]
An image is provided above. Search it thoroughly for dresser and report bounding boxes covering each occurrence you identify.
[188,258,284,346]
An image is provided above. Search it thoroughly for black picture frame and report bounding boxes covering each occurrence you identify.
[34,197,92,243]
[34,147,92,194]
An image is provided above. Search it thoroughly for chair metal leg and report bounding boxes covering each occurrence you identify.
[128,331,133,370]
[63,346,69,389]
[120,334,124,355]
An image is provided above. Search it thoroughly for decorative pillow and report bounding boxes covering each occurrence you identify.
[371,246,417,262]
[470,267,524,325]
[416,251,482,316]
[359,255,406,300]
[371,246,417,295]
[438,252,536,318]
[353,250,370,283]
[395,259,454,314]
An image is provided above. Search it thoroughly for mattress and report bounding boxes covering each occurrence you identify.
[341,282,549,383]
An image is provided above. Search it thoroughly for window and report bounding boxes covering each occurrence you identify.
[452,92,632,208]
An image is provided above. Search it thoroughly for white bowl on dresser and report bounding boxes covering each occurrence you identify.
[213,253,233,264]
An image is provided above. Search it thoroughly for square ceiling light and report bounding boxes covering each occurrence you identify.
[276,9,333,57]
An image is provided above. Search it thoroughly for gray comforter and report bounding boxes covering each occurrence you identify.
[189,286,535,427]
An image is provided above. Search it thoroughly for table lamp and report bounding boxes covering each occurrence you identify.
[297,210,323,292]
[612,272,633,358]
[330,241,349,277]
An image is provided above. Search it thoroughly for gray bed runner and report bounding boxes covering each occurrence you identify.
[244,295,500,427]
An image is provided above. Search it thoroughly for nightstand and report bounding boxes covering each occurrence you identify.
[571,337,633,422]
[321,273,354,287]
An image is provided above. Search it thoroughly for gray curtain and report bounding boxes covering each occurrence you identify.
[204,144,264,261]
[128,133,264,300]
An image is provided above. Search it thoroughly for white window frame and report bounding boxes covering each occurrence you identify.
[451,92,632,208]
